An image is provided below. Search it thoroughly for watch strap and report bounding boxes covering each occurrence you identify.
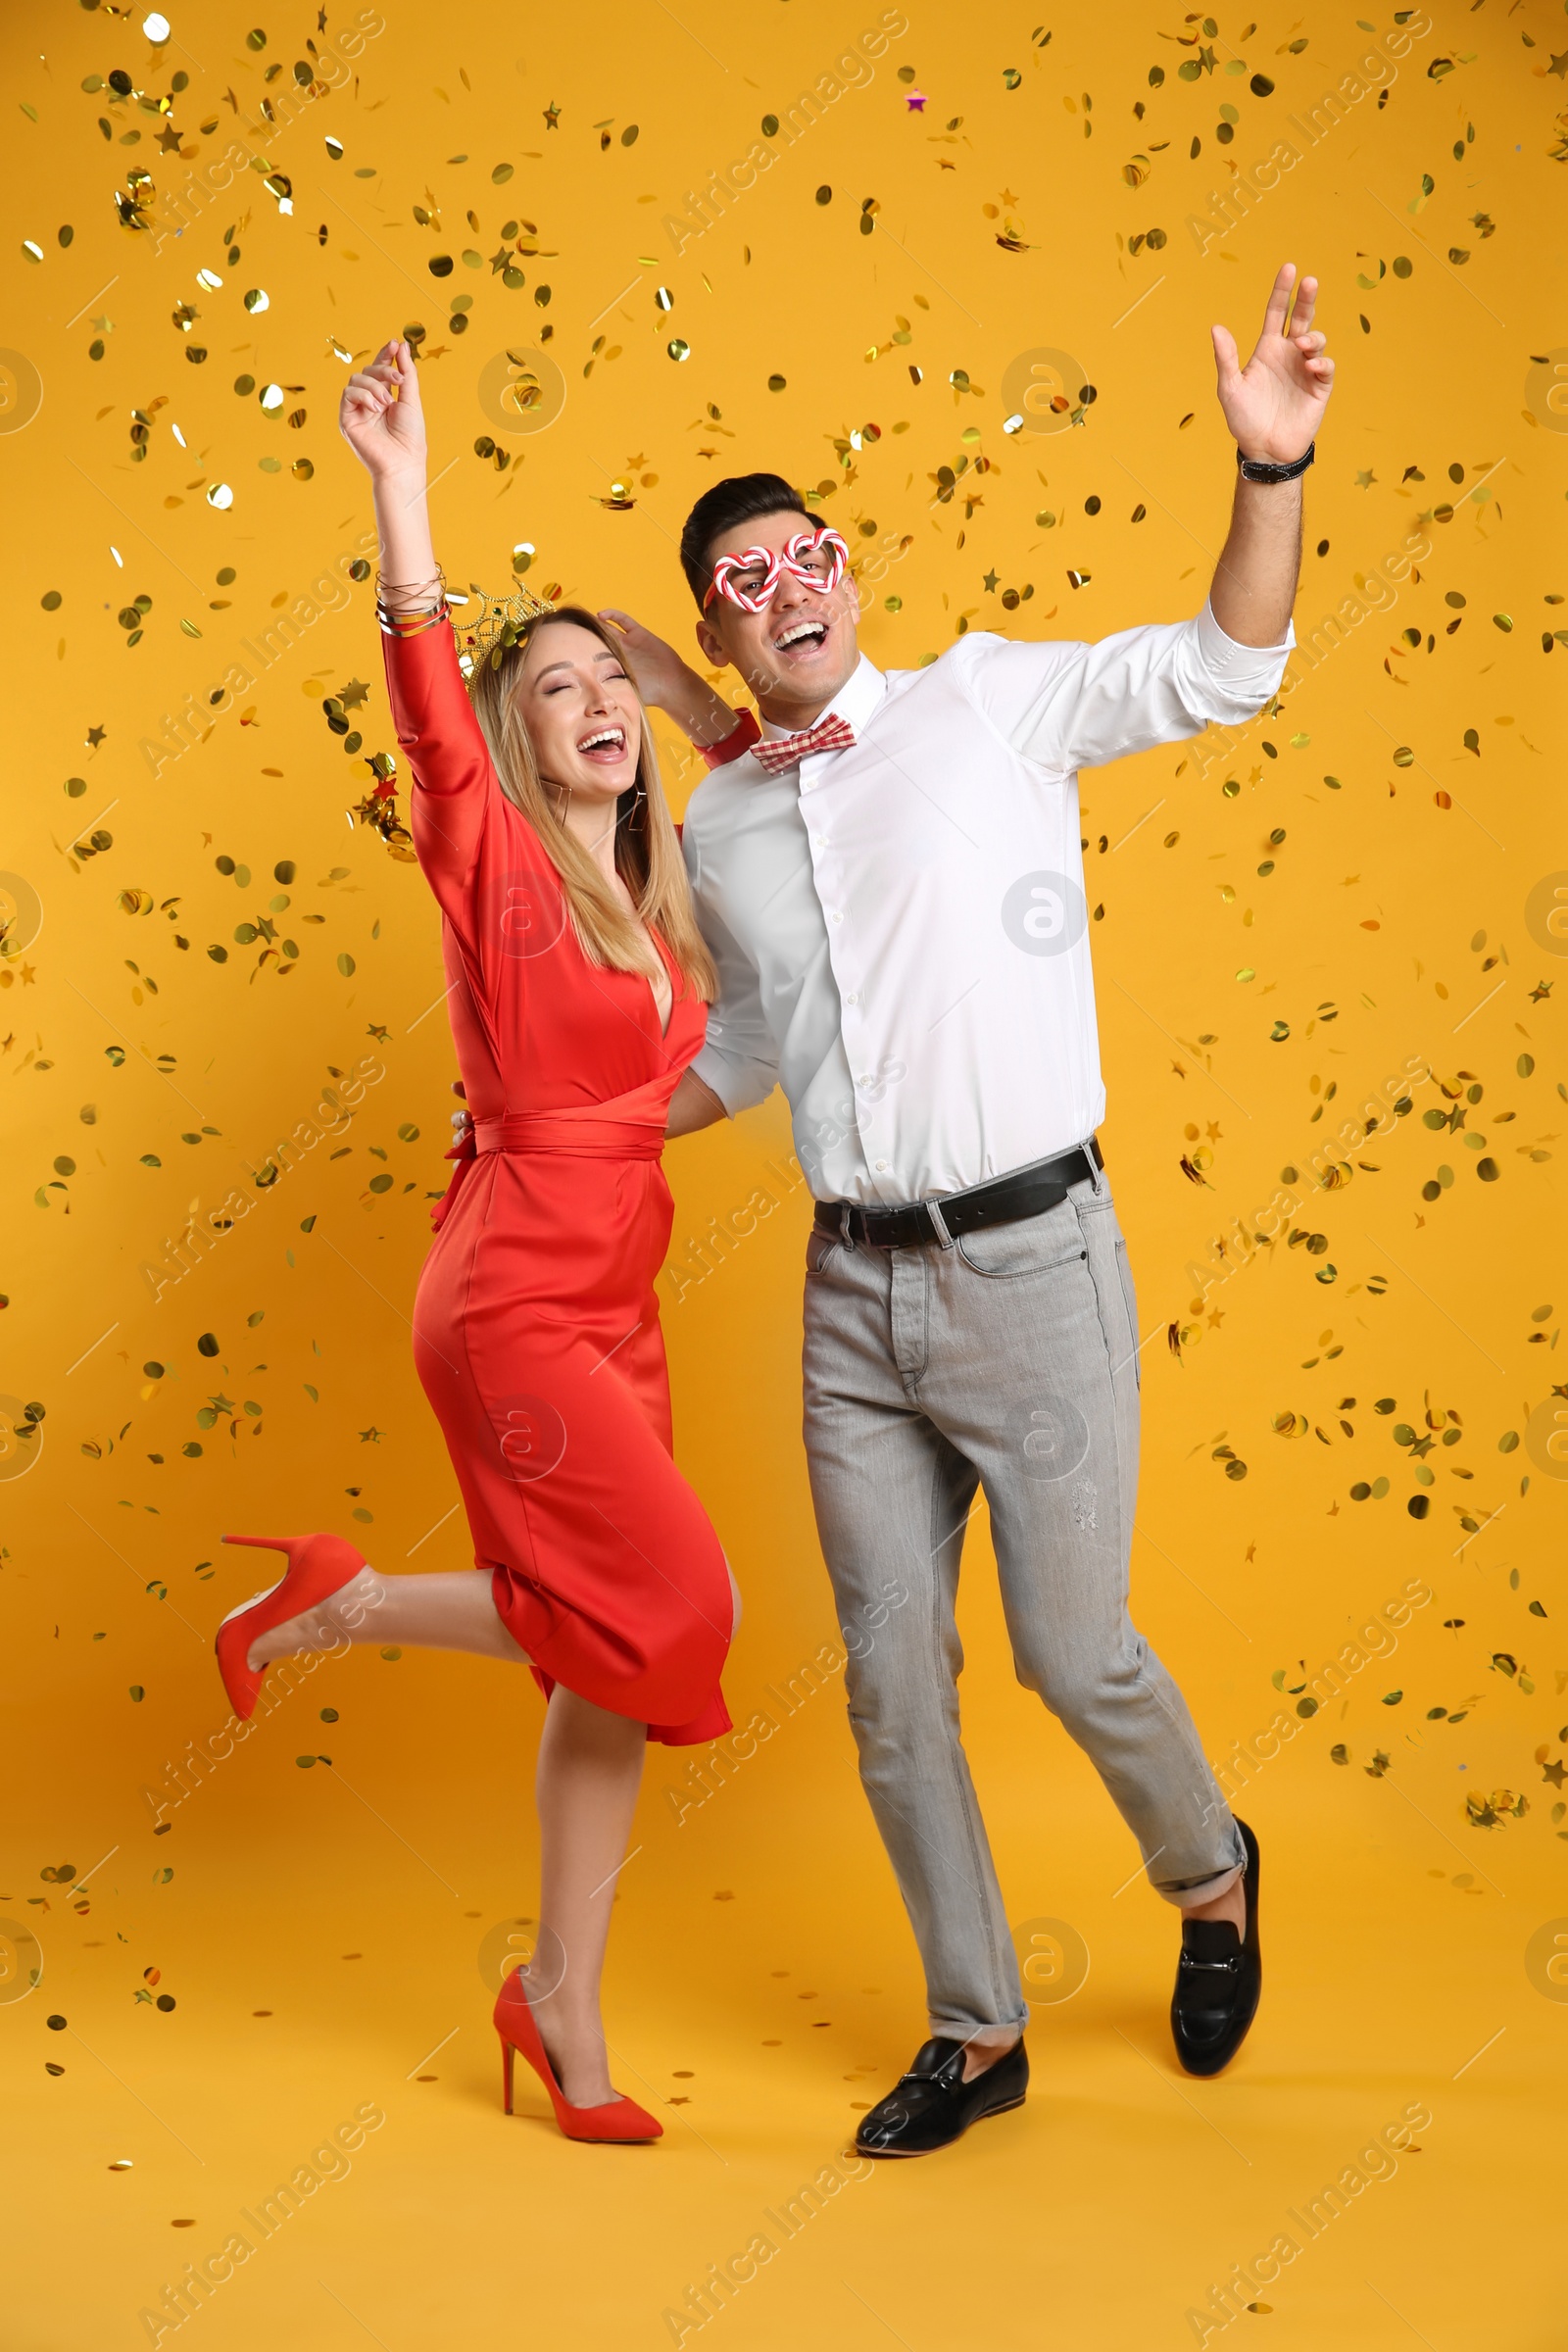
[1237,441,1315,484]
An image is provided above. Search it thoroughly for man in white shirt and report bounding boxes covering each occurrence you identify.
[665,266,1334,2155]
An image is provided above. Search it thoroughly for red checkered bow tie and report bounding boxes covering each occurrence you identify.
[751,714,857,775]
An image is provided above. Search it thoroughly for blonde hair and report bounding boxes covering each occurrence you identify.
[467,607,716,1003]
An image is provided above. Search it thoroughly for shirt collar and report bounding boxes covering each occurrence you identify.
[757,652,886,744]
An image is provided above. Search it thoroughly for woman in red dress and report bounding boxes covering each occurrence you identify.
[217,339,746,2143]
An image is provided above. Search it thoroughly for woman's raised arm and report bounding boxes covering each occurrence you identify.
[340,337,438,608]
[339,338,499,942]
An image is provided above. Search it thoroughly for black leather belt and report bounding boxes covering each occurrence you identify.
[814,1140,1103,1250]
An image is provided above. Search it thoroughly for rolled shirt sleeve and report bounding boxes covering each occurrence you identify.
[962,599,1296,773]
[681,825,779,1116]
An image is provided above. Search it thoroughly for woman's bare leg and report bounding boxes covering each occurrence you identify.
[526,1687,646,2107]
[246,1566,526,1670]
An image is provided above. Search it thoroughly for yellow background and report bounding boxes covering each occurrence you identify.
[4,2,1565,2345]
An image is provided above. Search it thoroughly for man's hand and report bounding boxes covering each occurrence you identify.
[599,608,740,748]
[1211,263,1335,463]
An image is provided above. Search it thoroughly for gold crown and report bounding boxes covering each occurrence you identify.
[451,578,557,672]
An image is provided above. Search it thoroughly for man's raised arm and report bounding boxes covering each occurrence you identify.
[1205,261,1336,647]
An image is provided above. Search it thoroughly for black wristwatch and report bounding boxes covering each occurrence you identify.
[1237,442,1315,484]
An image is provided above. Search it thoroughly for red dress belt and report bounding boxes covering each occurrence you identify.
[472,1110,665,1161]
[430,1097,668,1229]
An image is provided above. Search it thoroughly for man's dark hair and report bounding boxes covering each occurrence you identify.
[679,472,812,611]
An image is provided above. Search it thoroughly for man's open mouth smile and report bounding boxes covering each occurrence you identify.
[772,617,830,655]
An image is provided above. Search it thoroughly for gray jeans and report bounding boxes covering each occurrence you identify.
[802,1162,1245,2038]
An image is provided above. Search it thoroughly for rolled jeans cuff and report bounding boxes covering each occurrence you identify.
[929,2010,1029,2043]
[1157,1859,1244,1910]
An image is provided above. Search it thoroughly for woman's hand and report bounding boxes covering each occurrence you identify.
[345,339,440,606]
[599,608,741,748]
[340,338,426,480]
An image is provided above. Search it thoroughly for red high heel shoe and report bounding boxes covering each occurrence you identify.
[493,1968,662,2144]
[215,1533,367,1721]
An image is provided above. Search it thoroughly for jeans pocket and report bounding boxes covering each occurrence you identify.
[806,1227,845,1276]
[955,1198,1085,1280]
[1113,1235,1141,1391]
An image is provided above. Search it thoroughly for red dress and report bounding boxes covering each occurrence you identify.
[383,626,732,1744]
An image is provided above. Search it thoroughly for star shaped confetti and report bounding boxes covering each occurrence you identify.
[544,101,561,129]
[906,91,927,112]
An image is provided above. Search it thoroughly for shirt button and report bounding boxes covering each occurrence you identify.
[875,1159,889,1173]
[831,911,843,924]
[845,992,858,1005]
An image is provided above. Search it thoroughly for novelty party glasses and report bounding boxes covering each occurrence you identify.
[704,526,850,612]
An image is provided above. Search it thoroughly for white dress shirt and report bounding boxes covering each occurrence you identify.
[682,602,1294,1205]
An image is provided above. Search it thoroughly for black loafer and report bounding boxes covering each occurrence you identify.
[1171,1817,1261,2078]
[855,2036,1028,2159]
